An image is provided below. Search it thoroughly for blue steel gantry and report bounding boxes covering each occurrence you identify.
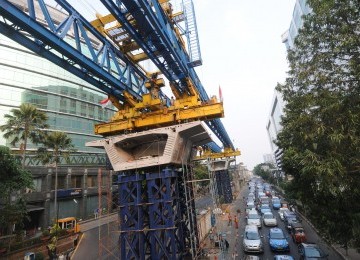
[0,0,238,259]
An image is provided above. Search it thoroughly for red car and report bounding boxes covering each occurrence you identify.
[290,222,306,243]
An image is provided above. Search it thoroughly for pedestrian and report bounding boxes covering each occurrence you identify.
[228,214,232,226]
[234,215,239,229]
[237,208,241,215]
[224,239,229,251]
[209,231,214,245]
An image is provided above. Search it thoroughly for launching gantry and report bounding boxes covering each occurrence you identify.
[194,147,241,204]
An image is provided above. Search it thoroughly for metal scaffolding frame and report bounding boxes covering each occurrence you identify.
[117,167,196,259]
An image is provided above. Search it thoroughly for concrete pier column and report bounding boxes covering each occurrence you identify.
[66,168,72,189]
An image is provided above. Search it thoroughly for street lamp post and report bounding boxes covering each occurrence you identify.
[54,162,58,225]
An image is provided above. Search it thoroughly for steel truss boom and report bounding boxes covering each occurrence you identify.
[101,0,234,150]
[0,0,233,151]
[0,0,150,102]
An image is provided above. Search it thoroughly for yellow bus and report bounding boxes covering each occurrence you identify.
[57,217,80,233]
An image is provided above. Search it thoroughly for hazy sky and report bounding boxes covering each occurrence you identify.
[191,0,295,169]
[67,0,296,169]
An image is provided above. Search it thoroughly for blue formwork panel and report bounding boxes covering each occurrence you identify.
[215,170,233,203]
[146,168,184,259]
[118,168,186,260]
[118,173,146,260]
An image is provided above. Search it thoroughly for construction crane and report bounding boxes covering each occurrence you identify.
[0,0,238,258]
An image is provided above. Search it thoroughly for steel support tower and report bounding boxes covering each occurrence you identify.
[87,122,210,259]
[0,1,237,259]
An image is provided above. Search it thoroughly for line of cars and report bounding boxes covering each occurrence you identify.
[242,178,328,259]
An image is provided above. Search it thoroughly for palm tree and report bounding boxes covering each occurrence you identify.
[37,131,76,224]
[0,103,48,168]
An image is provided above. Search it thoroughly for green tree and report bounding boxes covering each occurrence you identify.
[37,132,76,223]
[193,162,209,188]
[0,146,33,234]
[276,0,360,250]
[0,103,48,168]
[253,163,275,183]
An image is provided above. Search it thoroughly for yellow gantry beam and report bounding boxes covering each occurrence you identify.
[193,148,241,161]
[95,95,224,135]
[90,2,224,136]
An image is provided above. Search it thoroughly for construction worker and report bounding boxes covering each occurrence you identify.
[228,214,232,226]
[234,215,239,229]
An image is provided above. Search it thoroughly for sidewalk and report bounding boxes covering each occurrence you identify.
[201,190,246,259]
[77,213,118,232]
[2,234,79,260]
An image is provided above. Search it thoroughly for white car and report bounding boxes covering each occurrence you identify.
[247,209,262,228]
[262,212,277,226]
[278,207,290,221]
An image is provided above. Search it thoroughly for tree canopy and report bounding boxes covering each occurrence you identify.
[276,0,360,249]
[253,163,276,184]
[0,103,48,167]
[0,146,33,234]
[37,131,76,165]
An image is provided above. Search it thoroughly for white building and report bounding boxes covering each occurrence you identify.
[266,0,311,170]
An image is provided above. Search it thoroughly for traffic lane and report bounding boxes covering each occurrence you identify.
[294,212,342,260]
[236,189,299,259]
[244,186,342,260]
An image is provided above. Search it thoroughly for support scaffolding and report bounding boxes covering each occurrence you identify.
[215,170,233,204]
[117,167,197,259]
[87,122,212,259]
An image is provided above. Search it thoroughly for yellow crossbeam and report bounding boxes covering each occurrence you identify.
[193,148,241,160]
[95,100,224,135]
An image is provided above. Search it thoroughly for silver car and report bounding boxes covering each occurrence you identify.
[278,207,290,221]
[242,225,264,253]
[262,212,277,227]
[247,209,262,228]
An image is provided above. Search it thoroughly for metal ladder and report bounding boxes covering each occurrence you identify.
[182,0,202,67]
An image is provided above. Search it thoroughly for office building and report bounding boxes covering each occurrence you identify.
[0,1,116,230]
[266,0,311,170]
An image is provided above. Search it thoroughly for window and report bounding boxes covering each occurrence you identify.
[33,177,42,192]
[70,100,76,114]
[80,103,87,117]
[51,175,66,190]
[60,97,67,113]
[87,175,97,187]
[71,175,82,188]
[89,105,95,119]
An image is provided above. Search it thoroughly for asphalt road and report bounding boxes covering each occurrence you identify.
[72,185,342,260]
[72,220,118,260]
[233,184,342,260]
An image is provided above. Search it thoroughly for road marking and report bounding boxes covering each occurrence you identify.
[71,233,85,259]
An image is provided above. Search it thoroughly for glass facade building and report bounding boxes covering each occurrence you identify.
[0,33,114,152]
[0,2,118,229]
[281,0,311,50]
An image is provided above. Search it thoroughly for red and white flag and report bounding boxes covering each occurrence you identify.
[219,85,223,102]
[99,97,110,108]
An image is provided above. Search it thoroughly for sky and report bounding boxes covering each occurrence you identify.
[191,0,296,169]
[67,0,296,170]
